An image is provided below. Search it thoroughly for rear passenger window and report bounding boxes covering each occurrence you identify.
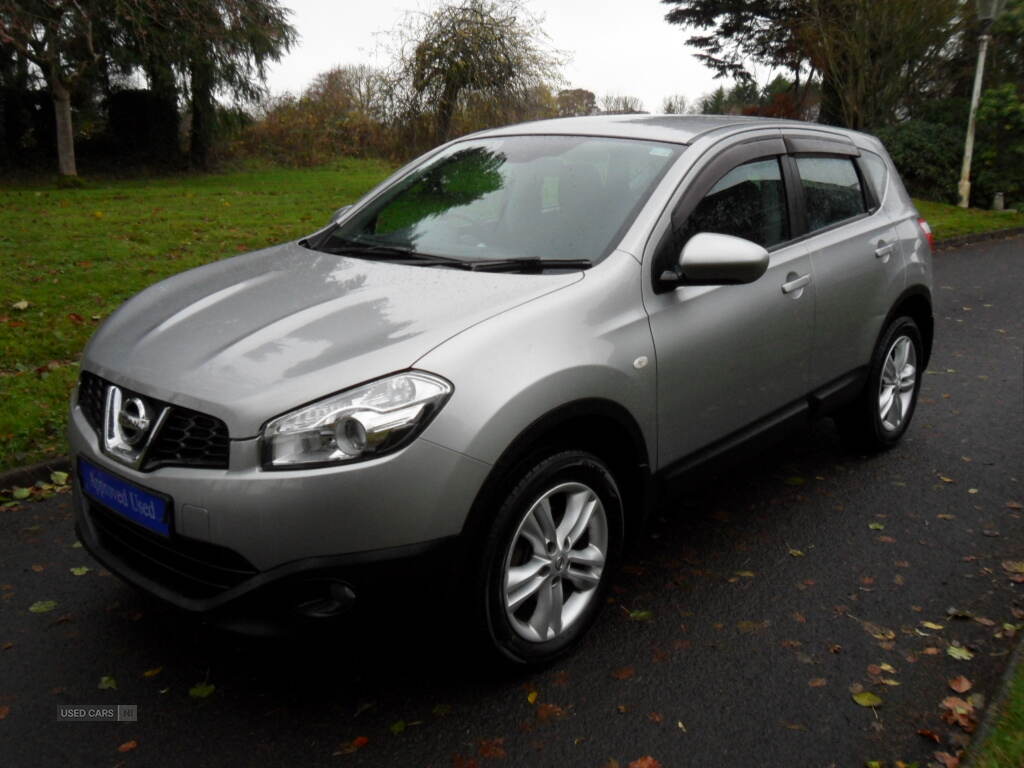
[795,156,867,232]
[681,157,789,249]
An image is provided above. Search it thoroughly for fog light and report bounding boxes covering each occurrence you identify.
[293,580,356,619]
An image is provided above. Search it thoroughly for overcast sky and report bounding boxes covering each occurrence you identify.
[265,0,723,114]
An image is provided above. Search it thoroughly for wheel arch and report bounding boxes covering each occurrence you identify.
[884,284,934,368]
[460,398,653,548]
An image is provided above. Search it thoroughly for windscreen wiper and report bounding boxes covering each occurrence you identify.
[313,238,473,269]
[464,258,593,273]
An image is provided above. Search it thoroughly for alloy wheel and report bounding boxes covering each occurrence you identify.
[502,482,608,642]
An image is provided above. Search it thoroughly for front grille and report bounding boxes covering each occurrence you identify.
[77,372,230,471]
[88,501,258,599]
[145,407,231,470]
[78,371,106,430]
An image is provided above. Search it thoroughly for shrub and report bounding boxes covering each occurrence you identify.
[873,120,963,204]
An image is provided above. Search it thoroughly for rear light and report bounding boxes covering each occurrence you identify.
[917,218,935,251]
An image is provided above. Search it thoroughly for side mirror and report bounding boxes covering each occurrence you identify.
[331,204,353,224]
[660,232,769,288]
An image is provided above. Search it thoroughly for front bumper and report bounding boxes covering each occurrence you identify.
[68,401,490,617]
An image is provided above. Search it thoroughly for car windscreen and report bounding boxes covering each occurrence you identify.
[316,135,683,266]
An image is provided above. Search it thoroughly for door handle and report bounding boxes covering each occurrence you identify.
[874,242,896,259]
[781,274,811,294]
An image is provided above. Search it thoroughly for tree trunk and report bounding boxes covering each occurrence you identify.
[51,76,77,177]
[817,72,844,127]
[189,56,214,170]
[436,83,459,144]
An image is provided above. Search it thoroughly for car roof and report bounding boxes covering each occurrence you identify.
[473,114,861,146]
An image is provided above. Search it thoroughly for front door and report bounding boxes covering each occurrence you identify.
[644,148,815,468]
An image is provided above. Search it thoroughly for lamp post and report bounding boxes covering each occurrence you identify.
[958,0,1006,208]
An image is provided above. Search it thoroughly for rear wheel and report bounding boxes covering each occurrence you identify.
[475,450,623,665]
[837,316,923,451]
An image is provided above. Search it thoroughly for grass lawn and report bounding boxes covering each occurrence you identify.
[916,198,1024,240]
[968,654,1024,768]
[0,159,394,472]
[0,161,1020,473]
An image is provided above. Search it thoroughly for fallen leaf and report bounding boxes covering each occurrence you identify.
[1006,501,1022,510]
[50,471,69,486]
[868,522,885,530]
[12,487,30,500]
[923,647,941,655]
[735,570,755,578]
[117,741,138,753]
[189,682,215,698]
[629,609,654,622]
[0,706,9,719]
[535,702,566,721]
[70,567,90,576]
[389,720,406,735]
[933,752,959,768]
[526,690,538,704]
[1002,561,1024,575]
[143,667,162,678]
[852,691,883,707]
[949,676,972,693]
[478,738,506,758]
[947,645,973,661]
[938,475,955,484]
[11,300,29,311]
[864,623,896,641]
[921,621,945,630]
[917,728,941,743]
[98,675,117,690]
[809,678,827,688]
[28,599,58,614]
[30,564,44,572]
[789,549,805,557]
[877,536,896,543]
[880,678,901,686]
[627,758,663,768]
[647,711,663,724]
[737,620,768,633]
[784,476,806,486]
[940,697,976,732]
[612,666,636,680]
[333,736,369,755]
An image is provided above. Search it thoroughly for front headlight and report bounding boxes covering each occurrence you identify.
[261,371,452,469]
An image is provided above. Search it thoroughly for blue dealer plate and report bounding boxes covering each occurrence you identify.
[79,459,171,537]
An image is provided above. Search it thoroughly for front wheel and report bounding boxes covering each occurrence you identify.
[837,316,924,451]
[475,451,623,665]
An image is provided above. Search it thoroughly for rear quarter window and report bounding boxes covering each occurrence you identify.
[860,150,889,204]
[795,156,867,232]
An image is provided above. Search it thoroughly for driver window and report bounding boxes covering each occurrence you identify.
[680,157,790,249]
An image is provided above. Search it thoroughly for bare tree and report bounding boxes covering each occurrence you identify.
[394,0,565,143]
[661,93,691,114]
[600,93,645,114]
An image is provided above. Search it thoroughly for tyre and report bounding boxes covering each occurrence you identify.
[837,315,924,451]
[474,450,623,665]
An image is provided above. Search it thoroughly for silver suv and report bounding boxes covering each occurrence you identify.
[70,115,934,663]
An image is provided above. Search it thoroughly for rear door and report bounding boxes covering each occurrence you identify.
[783,135,904,388]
